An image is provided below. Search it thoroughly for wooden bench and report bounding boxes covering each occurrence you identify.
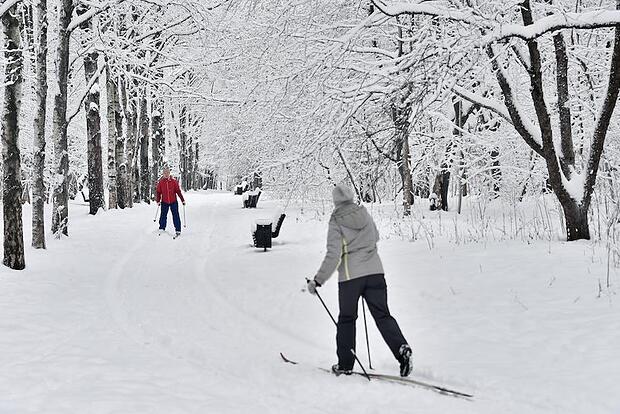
[243,189,261,208]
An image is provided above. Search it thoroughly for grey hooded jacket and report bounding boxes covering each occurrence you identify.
[314,200,384,285]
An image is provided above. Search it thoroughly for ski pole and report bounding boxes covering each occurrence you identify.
[306,278,371,381]
[361,299,373,370]
[183,203,186,228]
[153,204,160,222]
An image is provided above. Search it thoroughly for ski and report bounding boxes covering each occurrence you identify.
[280,353,473,399]
[156,230,180,239]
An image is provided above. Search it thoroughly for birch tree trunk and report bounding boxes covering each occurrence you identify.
[394,22,414,215]
[193,141,199,190]
[188,134,194,191]
[51,0,73,237]
[179,106,188,191]
[131,107,139,204]
[115,75,127,209]
[32,0,47,249]
[19,2,35,71]
[106,63,118,209]
[79,9,104,215]
[125,92,137,208]
[391,94,414,216]
[490,149,501,197]
[2,3,26,269]
[151,100,164,198]
[398,127,413,215]
[139,94,150,203]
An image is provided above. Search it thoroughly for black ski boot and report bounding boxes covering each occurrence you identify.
[399,344,413,377]
[331,364,353,376]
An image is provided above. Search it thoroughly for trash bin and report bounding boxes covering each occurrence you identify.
[254,219,273,251]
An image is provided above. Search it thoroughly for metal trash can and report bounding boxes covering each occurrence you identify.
[254,219,273,251]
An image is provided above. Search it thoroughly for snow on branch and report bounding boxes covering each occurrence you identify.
[497,10,620,41]
[350,46,398,60]
[371,1,620,42]
[371,0,486,27]
[452,85,511,123]
[68,0,126,32]
[0,0,21,17]
[133,15,191,43]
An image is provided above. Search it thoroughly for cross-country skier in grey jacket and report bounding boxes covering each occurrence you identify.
[307,184,412,377]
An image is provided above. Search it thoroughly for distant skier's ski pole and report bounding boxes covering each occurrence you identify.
[305,278,371,381]
[361,299,373,370]
[183,203,187,228]
[153,204,160,222]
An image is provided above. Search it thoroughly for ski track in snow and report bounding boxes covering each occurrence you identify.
[1,191,619,413]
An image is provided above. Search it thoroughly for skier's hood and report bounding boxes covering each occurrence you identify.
[333,202,370,230]
[332,184,355,207]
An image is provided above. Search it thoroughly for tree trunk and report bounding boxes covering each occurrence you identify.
[132,112,140,204]
[180,106,188,190]
[51,0,73,237]
[151,100,164,198]
[125,95,137,207]
[562,202,590,241]
[2,3,26,269]
[194,141,200,190]
[188,134,194,191]
[32,0,47,249]
[397,128,414,215]
[490,149,501,197]
[454,100,464,214]
[20,2,35,73]
[81,25,104,215]
[106,63,118,209]
[139,94,150,203]
[115,75,127,209]
[553,32,575,178]
[433,168,450,211]
[393,23,414,215]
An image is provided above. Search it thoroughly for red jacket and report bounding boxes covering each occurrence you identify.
[156,177,185,204]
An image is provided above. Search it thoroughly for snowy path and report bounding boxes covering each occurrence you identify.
[1,191,619,413]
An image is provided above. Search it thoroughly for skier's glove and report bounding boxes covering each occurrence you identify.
[307,279,321,295]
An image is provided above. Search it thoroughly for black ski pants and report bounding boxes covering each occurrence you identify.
[337,273,408,370]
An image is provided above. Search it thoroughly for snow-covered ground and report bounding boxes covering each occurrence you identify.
[1,191,619,413]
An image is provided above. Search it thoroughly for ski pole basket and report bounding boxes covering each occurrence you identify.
[252,213,286,251]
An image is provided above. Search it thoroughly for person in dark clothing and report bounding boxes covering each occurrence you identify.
[156,166,186,235]
[307,184,412,377]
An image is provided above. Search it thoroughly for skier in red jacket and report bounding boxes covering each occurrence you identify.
[156,166,186,236]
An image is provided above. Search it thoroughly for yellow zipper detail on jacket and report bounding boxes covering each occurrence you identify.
[342,238,350,280]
